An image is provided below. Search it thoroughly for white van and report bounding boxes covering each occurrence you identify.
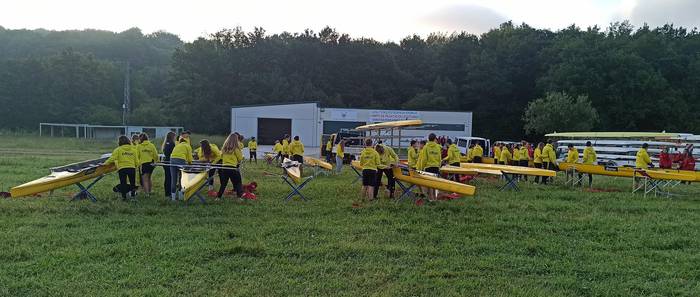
[456,137,491,157]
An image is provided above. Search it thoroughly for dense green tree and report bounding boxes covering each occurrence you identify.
[523,92,599,134]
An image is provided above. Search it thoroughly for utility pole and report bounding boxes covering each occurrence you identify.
[122,61,131,126]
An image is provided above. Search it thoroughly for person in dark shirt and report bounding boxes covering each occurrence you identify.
[161,131,177,198]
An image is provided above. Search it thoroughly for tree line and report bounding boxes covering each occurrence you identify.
[1,22,699,139]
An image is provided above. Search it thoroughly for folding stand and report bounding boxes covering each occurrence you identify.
[498,173,520,191]
[186,176,213,205]
[395,180,417,202]
[282,175,313,201]
[351,166,362,184]
[564,167,585,187]
[72,175,106,202]
[632,171,666,197]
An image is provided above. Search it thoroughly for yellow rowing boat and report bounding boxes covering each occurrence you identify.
[440,165,502,176]
[394,167,476,196]
[10,157,116,198]
[304,156,333,170]
[460,163,556,177]
[181,169,209,201]
[282,158,302,183]
[558,163,695,181]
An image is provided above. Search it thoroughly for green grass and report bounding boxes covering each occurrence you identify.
[1,136,700,296]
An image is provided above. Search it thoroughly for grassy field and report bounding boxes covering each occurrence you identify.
[1,136,700,296]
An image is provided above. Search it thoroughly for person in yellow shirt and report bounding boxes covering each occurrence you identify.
[217,133,244,199]
[443,139,461,166]
[580,141,597,186]
[138,133,158,195]
[179,131,192,146]
[466,144,473,162]
[512,144,521,166]
[195,139,222,191]
[273,140,283,163]
[358,139,381,203]
[247,137,258,163]
[375,144,398,199]
[493,143,501,164]
[565,144,579,182]
[472,143,484,163]
[519,142,531,180]
[636,143,653,168]
[533,142,544,183]
[105,135,139,200]
[325,136,334,163]
[408,140,420,169]
[169,137,193,200]
[499,144,512,165]
[417,134,443,201]
[335,138,345,174]
[281,135,291,159]
[541,140,557,184]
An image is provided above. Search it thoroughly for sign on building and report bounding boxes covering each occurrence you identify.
[368,110,420,122]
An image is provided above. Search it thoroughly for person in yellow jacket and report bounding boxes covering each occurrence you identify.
[493,143,501,164]
[472,143,484,163]
[512,144,521,166]
[217,133,245,199]
[533,142,544,183]
[407,140,420,169]
[137,134,158,195]
[247,137,258,163]
[179,130,192,146]
[273,140,283,161]
[281,135,290,159]
[375,144,398,199]
[636,143,653,168]
[325,136,334,163]
[519,142,531,180]
[195,139,222,191]
[358,139,381,203]
[580,141,597,186]
[443,139,461,166]
[541,141,557,184]
[335,138,345,174]
[466,144,474,162]
[565,144,579,182]
[105,135,139,200]
[417,134,443,201]
[499,144,512,165]
[289,136,305,175]
[169,137,193,200]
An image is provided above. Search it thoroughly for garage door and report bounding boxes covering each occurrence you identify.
[258,118,291,145]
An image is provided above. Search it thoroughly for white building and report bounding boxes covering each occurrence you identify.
[230,102,473,146]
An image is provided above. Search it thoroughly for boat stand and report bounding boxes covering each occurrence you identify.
[564,167,586,187]
[498,173,520,191]
[72,175,105,202]
[395,180,417,203]
[282,175,313,202]
[351,166,362,184]
[186,176,213,205]
[632,171,668,197]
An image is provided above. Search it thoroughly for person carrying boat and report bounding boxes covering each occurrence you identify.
[472,142,484,163]
[417,133,443,202]
[161,132,177,198]
[533,142,544,183]
[169,137,193,201]
[247,137,258,163]
[635,143,653,169]
[580,141,596,187]
[105,135,139,201]
[359,139,381,203]
[541,141,557,184]
[138,133,158,196]
[335,138,345,174]
[217,133,245,200]
[375,144,398,199]
[195,139,222,191]
[565,144,579,182]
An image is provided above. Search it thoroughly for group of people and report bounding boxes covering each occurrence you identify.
[106,131,262,201]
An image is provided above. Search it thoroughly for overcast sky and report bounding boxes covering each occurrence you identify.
[2,0,699,41]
